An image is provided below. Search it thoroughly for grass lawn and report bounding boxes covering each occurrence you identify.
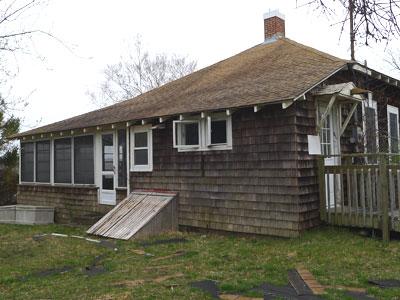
[0,224,400,299]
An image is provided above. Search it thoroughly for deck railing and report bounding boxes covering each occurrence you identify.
[318,153,400,242]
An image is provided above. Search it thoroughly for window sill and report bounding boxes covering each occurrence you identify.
[176,145,233,152]
[19,183,98,189]
[131,167,153,172]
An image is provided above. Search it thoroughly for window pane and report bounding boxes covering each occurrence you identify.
[390,113,399,153]
[183,123,199,145]
[211,120,227,144]
[365,107,377,153]
[102,134,114,171]
[54,138,72,183]
[134,132,147,148]
[36,141,50,183]
[102,174,114,190]
[74,135,94,184]
[118,129,127,187]
[21,142,34,182]
[134,149,148,165]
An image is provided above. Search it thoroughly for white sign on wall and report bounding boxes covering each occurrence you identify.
[307,135,321,155]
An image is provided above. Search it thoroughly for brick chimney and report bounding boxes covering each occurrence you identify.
[263,10,285,42]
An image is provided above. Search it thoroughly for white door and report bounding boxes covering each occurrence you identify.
[318,103,341,208]
[100,133,116,205]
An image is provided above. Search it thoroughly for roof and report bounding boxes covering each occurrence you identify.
[14,38,350,138]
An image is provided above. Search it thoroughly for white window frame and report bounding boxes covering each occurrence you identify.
[173,120,201,150]
[362,97,379,153]
[173,113,232,152]
[207,114,232,150]
[130,125,153,172]
[387,105,400,153]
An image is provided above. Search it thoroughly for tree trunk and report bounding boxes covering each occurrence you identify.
[349,0,356,61]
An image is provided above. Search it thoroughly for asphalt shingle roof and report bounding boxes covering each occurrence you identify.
[15,38,349,138]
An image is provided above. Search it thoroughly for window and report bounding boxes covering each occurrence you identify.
[131,126,153,172]
[102,134,114,172]
[54,138,72,183]
[74,135,94,184]
[117,129,127,187]
[320,114,332,155]
[387,105,399,153]
[363,100,378,154]
[173,121,200,148]
[36,141,50,183]
[173,113,232,151]
[21,142,34,182]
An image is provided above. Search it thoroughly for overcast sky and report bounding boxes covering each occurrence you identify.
[8,0,400,131]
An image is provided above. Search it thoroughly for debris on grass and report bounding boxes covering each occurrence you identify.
[153,273,184,283]
[219,294,263,300]
[325,285,366,293]
[131,249,154,256]
[32,234,47,241]
[139,238,188,247]
[112,274,184,288]
[368,279,400,288]
[294,267,325,295]
[112,279,146,288]
[144,263,183,271]
[288,269,315,296]
[84,255,107,276]
[19,266,73,281]
[99,240,118,251]
[255,282,322,300]
[152,250,187,262]
[344,291,377,300]
[31,233,118,251]
[191,280,220,299]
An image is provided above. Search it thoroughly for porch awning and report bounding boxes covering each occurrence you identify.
[312,82,367,103]
[314,82,367,137]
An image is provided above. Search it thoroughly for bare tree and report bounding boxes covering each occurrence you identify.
[299,0,400,60]
[88,37,197,107]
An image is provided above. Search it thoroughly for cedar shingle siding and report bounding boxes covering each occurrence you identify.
[130,103,317,237]
[17,185,126,224]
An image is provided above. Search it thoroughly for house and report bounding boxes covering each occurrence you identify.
[11,11,400,237]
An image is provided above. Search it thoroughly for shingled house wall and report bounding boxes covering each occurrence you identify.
[130,103,319,237]
[17,185,127,224]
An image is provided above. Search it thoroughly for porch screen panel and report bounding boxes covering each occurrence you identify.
[389,113,399,153]
[21,142,34,182]
[118,129,127,187]
[74,135,94,184]
[365,107,377,153]
[54,138,72,183]
[36,141,50,183]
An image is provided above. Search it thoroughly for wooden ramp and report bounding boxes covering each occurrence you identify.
[87,191,177,240]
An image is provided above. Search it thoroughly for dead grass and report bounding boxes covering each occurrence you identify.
[0,224,400,299]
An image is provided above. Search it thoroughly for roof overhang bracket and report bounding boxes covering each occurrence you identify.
[339,102,358,137]
[317,93,337,133]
